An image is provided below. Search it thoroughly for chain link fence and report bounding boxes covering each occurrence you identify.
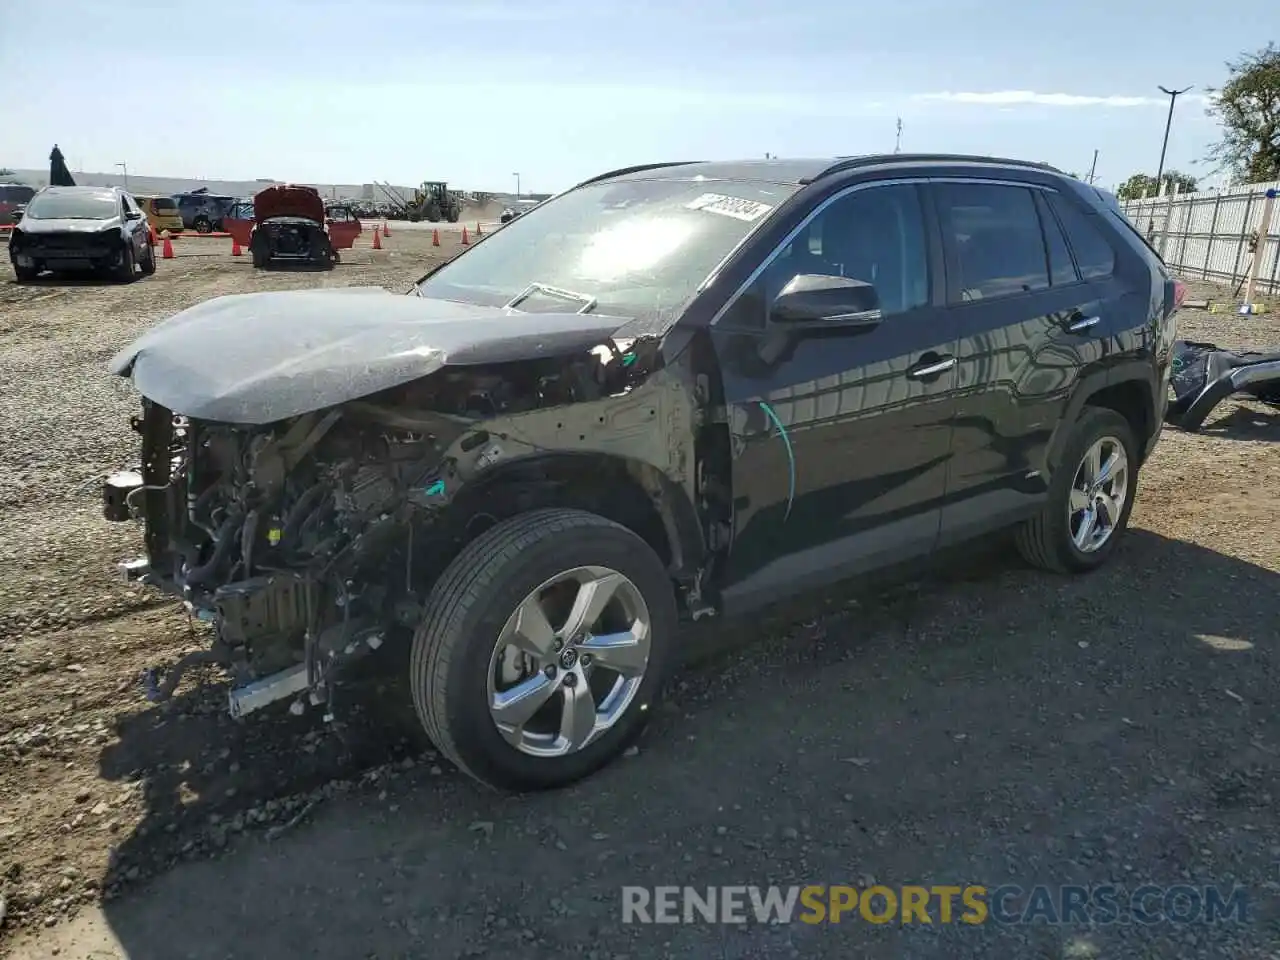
[1119,180,1280,295]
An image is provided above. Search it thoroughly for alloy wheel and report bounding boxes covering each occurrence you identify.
[487,565,652,758]
[1068,436,1129,553]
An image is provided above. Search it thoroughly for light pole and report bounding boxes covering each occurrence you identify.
[1154,85,1192,195]
[513,172,521,200]
[115,162,128,189]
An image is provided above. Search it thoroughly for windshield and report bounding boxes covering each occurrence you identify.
[414,178,798,320]
[25,190,119,220]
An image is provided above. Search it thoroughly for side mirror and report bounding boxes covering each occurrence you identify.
[125,210,143,221]
[769,274,882,330]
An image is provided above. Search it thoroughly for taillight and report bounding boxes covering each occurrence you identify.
[1173,280,1186,308]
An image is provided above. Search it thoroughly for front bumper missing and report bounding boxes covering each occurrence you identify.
[106,467,321,721]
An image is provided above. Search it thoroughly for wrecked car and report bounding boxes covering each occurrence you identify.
[103,155,1177,791]
[226,183,339,269]
[9,185,156,282]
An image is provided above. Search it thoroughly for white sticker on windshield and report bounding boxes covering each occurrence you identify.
[685,193,772,222]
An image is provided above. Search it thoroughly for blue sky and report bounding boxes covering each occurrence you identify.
[0,0,1264,193]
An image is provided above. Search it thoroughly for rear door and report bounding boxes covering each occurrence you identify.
[931,179,1113,546]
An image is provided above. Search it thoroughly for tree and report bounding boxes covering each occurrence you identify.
[1116,170,1198,200]
[1206,43,1280,183]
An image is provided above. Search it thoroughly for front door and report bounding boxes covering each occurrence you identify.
[223,201,254,247]
[710,181,960,612]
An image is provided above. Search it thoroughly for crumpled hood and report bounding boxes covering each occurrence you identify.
[19,217,122,234]
[110,287,631,425]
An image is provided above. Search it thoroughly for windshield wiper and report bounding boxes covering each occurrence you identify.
[505,282,597,315]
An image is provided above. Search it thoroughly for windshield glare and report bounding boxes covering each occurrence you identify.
[414,178,797,319]
[25,191,119,220]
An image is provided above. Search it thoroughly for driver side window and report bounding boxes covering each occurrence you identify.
[719,183,930,330]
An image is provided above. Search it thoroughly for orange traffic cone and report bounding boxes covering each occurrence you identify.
[162,233,174,259]
[461,226,470,246]
[381,220,390,237]
[231,236,242,256]
[432,229,440,247]
[149,224,158,245]
[372,225,382,250]
[476,221,483,236]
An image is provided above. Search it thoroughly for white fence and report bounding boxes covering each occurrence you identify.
[1118,180,1280,295]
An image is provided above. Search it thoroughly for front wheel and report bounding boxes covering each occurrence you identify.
[114,244,136,283]
[250,232,269,269]
[194,217,212,234]
[1015,407,1139,573]
[410,509,677,791]
[140,240,156,276]
[13,262,40,282]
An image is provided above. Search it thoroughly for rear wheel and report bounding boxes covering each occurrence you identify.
[410,508,676,791]
[194,217,212,234]
[140,240,156,276]
[13,262,39,282]
[1015,407,1138,573]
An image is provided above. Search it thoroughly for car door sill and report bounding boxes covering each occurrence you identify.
[718,511,941,616]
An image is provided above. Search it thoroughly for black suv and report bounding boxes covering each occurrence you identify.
[102,155,1178,792]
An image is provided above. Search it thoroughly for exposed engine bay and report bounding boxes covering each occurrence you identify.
[253,218,333,265]
[103,338,679,720]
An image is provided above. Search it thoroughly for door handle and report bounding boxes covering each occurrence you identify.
[1066,314,1101,333]
[906,356,957,379]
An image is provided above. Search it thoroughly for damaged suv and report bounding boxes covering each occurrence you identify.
[104,155,1179,791]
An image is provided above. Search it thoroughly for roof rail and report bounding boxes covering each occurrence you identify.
[813,153,1062,181]
[574,161,705,188]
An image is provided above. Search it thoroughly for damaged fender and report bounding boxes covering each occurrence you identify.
[374,366,706,580]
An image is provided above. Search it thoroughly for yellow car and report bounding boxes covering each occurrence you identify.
[132,194,184,235]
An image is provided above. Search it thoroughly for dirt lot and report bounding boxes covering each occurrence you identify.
[1,238,1278,959]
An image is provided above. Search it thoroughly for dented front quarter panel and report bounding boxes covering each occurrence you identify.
[396,363,703,570]
[416,366,696,505]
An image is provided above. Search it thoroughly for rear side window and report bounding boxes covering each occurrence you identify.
[935,183,1049,301]
[1033,192,1079,286]
[1047,193,1115,280]
[154,197,177,211]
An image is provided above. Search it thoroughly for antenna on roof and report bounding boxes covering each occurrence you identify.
[894,118,903,154]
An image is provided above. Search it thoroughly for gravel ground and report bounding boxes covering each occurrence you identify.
[1,262,1278,959]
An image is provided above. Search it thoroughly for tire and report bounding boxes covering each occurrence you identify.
[140,240,156,276]
[14,262,39,282]
[194,217,212,234]
[114,243,136,283]
[410,508,677,791]
[1015,407,1139,574]
[250,233,269,269]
